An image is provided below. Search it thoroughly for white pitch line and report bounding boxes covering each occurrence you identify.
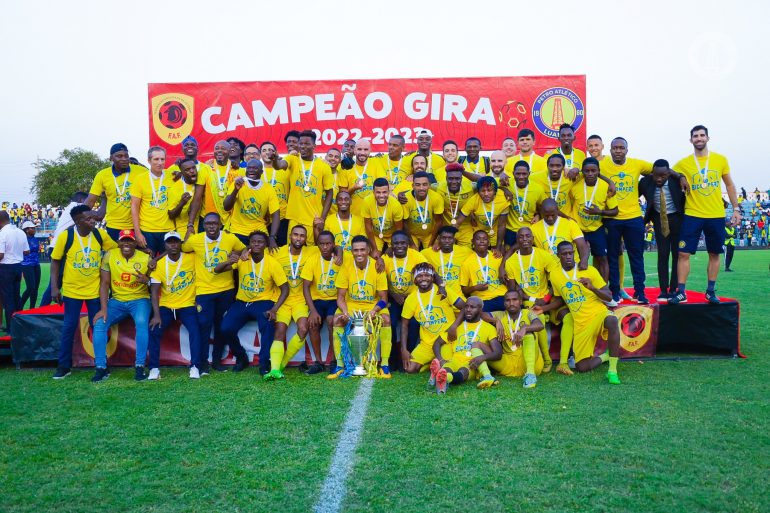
[314,378,374,513]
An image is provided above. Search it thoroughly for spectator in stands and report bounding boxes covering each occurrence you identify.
[20,221,41,309]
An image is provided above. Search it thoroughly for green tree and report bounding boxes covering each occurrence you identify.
[30,148,108,206]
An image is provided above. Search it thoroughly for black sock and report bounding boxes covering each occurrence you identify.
[451,371,465,385]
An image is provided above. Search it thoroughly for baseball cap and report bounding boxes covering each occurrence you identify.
[164,231,182,241]
[118,229,136,240]
[21,221,36,229]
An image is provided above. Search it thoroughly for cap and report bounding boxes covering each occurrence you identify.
[110,143,128,155]
[118,229,135,241]
[164,231,182,241]
[21,221,36,229]
[417,129,433,137]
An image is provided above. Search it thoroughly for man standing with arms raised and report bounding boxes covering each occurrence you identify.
[344,138,381,215]
[670,125,740,304]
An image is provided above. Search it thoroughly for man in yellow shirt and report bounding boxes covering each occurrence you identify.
[261,141,291,245]
[431,140,461,184]
[670,125,741,305]
[460,230,507,312]
[222,159,281,246]
[148,231,202,380]
[86,143,148,242]
[323,147,347,217]
[458,137,489,175]
[457,176,509,253]
[399,172,445,249]
[505,160,547,247]
[547,241,622,385]
[182,212,246,373]
[501,137,517,163]
[130,146,175,255]
[490,289,545,388]
[434,164,475,247]
[302,230,346,375]
[216,231,289,378]
[375,135,412,190]
[330,235,392,378]
[568,157,618,280]
[164,135,211,237]
[586,134,606,161]
[410,129,445,175]
[505,129,548,179]
[50,205,117,379]
[344,138,382,215]
[201,140,245,226]
[91,229,151,382]
[546,123,586,179]
[167,158,198,240]
[535,154,575,213]
[421,225,472,296]
[361,178,404,256]
[531,198,589,265]
[317,190,364,252]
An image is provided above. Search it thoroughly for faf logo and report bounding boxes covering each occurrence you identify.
[532,87,585,139]
[151,93,194,145]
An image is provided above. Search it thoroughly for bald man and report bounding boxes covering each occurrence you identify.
[343,139,382,215]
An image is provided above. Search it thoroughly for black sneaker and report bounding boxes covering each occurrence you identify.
[656,292,669,303]
[725,268,733,272]
[199,361,210,376]
[134,366,147,381]
[297,361,309,372]
[211,361,229,372]
[233,357,249,372]
[668,292,688,305]
[53,367,71,380]
[705,290,721,305]
[305,362,325,375]
[636,294,650,305]
[91,367,109,383]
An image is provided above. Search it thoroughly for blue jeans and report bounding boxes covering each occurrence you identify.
[220,300,273,374]
[605,217,646,296]
[149,305,201,368]
[58,296,100,369]
[92,298,151,368]
[196,289,235,364]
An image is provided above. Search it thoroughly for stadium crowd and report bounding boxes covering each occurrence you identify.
[0,125,748,391]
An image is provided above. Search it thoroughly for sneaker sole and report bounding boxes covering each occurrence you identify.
[52,374,71,380]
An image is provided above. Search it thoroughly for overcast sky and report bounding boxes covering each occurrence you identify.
[0,0,765,204]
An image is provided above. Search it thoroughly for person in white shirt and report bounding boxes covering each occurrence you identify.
[0,210,30,332]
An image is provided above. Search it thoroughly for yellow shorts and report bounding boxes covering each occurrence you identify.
[288,219,315,246]
[548,306,569,326]
[276,301,310,325]
[410,233,433,250]
[573,311,614,362]
[489,348,544,377]
[443,356,479,380]
[410,337,452,365]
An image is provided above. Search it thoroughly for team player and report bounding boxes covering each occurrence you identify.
[167,158,199,240]
[501,137,517,162]
[317,190,365,251]
[148,231,202,380]
[50,205,117,379]
[568,157,618,280]
[285,130,301,155]
[400,172,445,249]
[323,147,346,216]
[460,230,507,312]
[411,130,445,174]
[202,140,245,225]
[505,160,547,247]
[433,164,474,246]
[431,140,463,184]
[489,289,545,388]
[376,135,412,190]
[505,129,548,178]
[130,146,175,255]
[284,130,334,245]
[361,177,404,256]
[344,139,381,214]
[331,235,392,378]
[535,154,575,213]
[302,230,345,375]
[91,229,151,382]
[546,123,586,179]
[457,176,509,253]
[531,198,589,266]
[421,225,472,296]
[222,159,281,246]
[217,231,289,378]
[261,141,291,245]
[670,125,740,304]
[547,241,622,385]
[586,134,606,161]
[430,297,501,392]
[182,212,245,372]
[86,143,148,242]
[458,137,489,175]
[165,135,211,235]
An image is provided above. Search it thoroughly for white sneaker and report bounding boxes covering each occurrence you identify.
[605,299,619,307]
[147,368,161,380]
[189,366,200,379]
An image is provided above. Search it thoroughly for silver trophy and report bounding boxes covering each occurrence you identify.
[348,315,370,376]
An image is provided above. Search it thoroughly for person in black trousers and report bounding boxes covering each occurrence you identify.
[639,160,685,302]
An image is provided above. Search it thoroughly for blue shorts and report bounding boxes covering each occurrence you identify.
[583,228,608,257]
[313,299,338,319]
[481,295,506,313]
[678,215,725,254]
[504,230,518,247]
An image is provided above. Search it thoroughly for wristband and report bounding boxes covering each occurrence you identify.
[376,300,388,309]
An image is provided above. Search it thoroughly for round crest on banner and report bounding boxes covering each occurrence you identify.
[531,87,585,139]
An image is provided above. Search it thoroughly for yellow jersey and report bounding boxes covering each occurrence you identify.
[226,180,280,236]
[336,257,387,312]
[234,254,287,302]
[285,155,334,225]
[507,181,547,232]
[494,308,540,353]
[401,190,445,241]
[533,173,575,213]
[401,285,463,341]
[531,218,584,261]
[300,252,348,300]
[600,157,653,220]
[100,248,150,301]
[435,181,475,246]
[181,232,246,295]
[383,249,427,296]
[201,162,245,221]
[375,154,411,189]
[263,166,291,218]
[504,153,548,175]
[360,195,404,245]
[274,245,313,305]
[549,265,608,324]
[89,164,148,230]
[459,251,506,300]
[459,157,489,175]
[167,178,197,239]
[569,178,618,232]
[448,319,496,363]
[673,152,730,218]
[344,158,383,215]
[421,245,473,296]
[130,171,176,233]
[322,213,365,252]
[460,190,510,246]
[404,152,445,174]
[150,253,197,309]
[50,228,116,300]
[546,147,586,170]
[327,168,348,215]
[503,248,557,299]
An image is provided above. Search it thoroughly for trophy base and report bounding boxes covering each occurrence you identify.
[352,365,367,376]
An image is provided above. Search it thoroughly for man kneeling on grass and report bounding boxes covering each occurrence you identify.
[429,297,502,393]
[547,241,622,384]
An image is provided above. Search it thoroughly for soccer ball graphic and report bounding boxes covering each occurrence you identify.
[498,100,528,129]
[158,101,187,129]
[620,312,646,338]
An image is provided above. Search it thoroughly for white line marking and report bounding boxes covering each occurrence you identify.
[315,378,374,513]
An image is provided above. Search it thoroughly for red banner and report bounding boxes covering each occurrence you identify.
[148,75,586,158]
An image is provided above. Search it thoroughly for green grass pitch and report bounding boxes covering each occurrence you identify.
[1,252,768,512]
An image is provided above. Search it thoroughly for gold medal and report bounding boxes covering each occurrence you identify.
[465,351,472,357]
[518,216,524,222]
[304,185,310,192]
[451,219,457,225]
[218,190,225,197]
[489,230,494,236]
[357,179,365,188]
[421,223,428,230]
[378,233,384,239]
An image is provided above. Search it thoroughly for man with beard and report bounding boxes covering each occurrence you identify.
[505,129,548,179]
[361,178,404,256]
[504,160,547,247]
[318,190,365,252]
[400,172,445,249]
[168,158,199,240]
[201,140,245,226]
[343,138,382,215]
[434,164,474,247]
[421,225,472,296]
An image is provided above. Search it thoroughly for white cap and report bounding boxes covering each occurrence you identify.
[417,129,433,137]
[164,231,182,241]
[21,221,36,229]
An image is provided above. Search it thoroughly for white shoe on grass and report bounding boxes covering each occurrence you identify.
[189,366,200,379]
[147,368,161,380]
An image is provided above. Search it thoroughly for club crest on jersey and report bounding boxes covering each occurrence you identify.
[532,87,585,139]
[560,281,586,311]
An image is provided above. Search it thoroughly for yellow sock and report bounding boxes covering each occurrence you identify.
[470,347,491,377]
[609,356,619,373]
[599,351,610,363]
[522,334,537,375]
[560,313,574,364]
[536,318,551,365]
[269,342,285,371]
[333,327,343,362]
[379,326,392,365]
[281,334,305,370]
[446,371,454,383]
